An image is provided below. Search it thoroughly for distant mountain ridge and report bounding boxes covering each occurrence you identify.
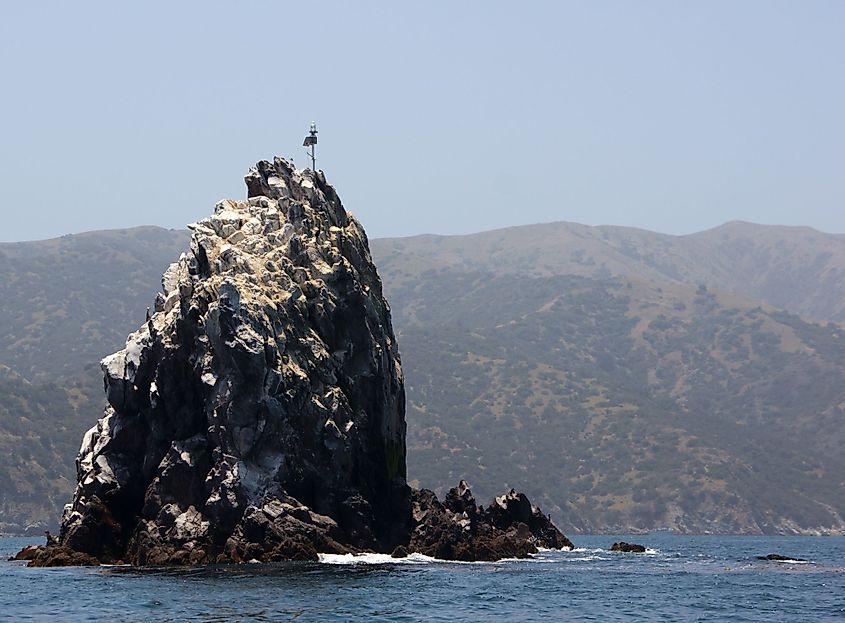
[371,220,845,323]
[1,220,844,534]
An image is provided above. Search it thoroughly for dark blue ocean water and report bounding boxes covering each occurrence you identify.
[1,535,843,622]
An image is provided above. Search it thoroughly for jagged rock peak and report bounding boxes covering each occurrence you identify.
[50,157,408,565]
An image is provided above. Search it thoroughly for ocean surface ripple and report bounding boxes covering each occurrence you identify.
[2,535,843,622]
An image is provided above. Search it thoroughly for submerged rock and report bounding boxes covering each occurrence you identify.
[9,545,40,561]
[756,553,806,562]
[20,157,570,566]
[610,541,646,553]
[390,545,409,559]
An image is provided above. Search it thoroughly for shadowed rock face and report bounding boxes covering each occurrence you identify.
[19,158,570,565]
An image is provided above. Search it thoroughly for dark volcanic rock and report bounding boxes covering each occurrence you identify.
[20,158,571,566]
[28,158,407,566]
[610,541,647,553]
[390,545,409,558]
[409,482,573,561]
[756,553,806,562]
[9,545,40,561]
[13,545,100,567]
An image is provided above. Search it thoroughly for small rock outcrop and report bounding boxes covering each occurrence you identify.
[10,545,99,567]
[610,541,646,553]
[17,157,571,566]
[410,482,573,561]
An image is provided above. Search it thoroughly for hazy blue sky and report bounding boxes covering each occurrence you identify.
[1,1,842,242]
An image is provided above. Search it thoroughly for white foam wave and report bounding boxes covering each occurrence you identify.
[318,552,437,565]
[317,549,573,566]
[559,546,661,556]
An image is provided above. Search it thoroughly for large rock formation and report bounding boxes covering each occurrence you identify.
[19,158,570,565]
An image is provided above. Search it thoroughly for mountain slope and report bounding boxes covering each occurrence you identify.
[388,273,845,533]
[0,365,99,533]
[1,221,844,534]
[0,226,190,380]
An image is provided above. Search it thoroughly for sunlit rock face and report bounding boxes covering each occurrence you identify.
[56,158,408,564]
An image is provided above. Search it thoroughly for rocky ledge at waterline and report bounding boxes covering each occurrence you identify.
[15,157,571,566]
